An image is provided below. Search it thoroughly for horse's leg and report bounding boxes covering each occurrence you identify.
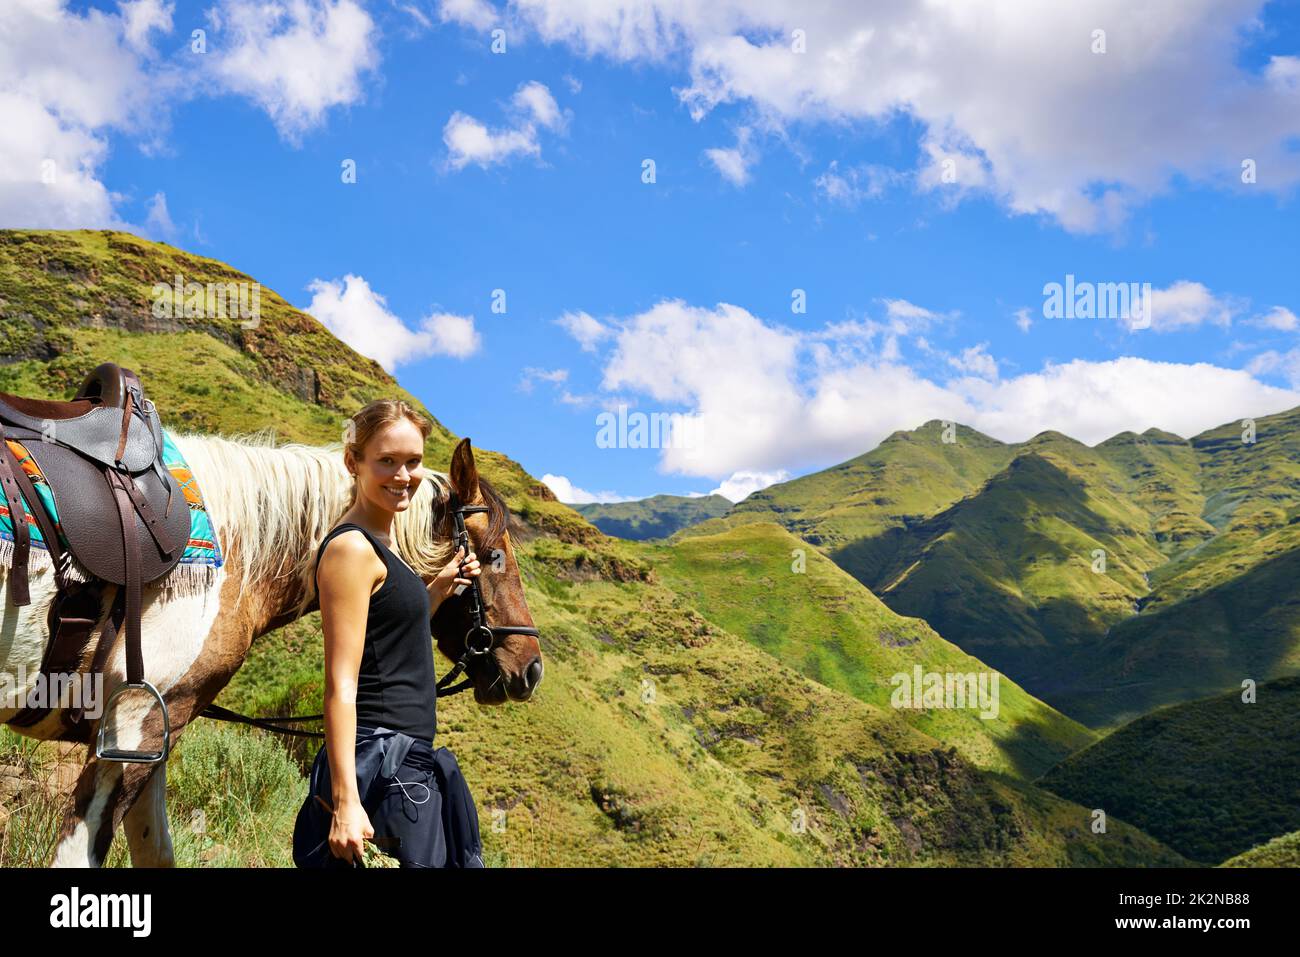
[51,754,137,867]
[123,762,174,867]
[50,580,236,867]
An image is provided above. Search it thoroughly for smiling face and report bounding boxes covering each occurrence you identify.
[347,417,426,515]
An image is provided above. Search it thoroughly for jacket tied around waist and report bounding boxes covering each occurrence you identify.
[292,724,484,868]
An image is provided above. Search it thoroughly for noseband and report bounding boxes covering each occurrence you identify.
[434,491,540,698]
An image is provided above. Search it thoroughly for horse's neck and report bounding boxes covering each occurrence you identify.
[173,433,353,633]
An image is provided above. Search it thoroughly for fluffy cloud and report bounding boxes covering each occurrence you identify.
[1247,305,1299,331]
[710,469,789,502]
[0,0,163,228]
[120,0,174,52]
[703,125,757,186]
[206,0,380,142]
[436,0,498,30]
[541,473,632,504]
[555,310,612,351]
[571,297,1300,479]
[144,191,177,241]
[948,343,998,381]
[1247,348,1300,387]
[500,0,1300,232]
[0,0,383,227]
[1146,280,1242,332]
[304,274,480,371]
[444,80,566,170]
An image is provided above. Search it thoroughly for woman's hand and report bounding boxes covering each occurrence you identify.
[428,545,481,612]
[328,798,374,866]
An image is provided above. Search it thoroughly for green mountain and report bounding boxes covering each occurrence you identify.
[1038,677,1300,865]
[716,415,1300,728]
[0,229,1185,867]
[573,493,732,540]
[687,420,1016,547]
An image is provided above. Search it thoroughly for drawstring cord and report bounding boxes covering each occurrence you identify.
[388,775,432,807]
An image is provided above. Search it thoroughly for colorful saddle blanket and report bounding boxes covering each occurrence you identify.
[0,429,223,590]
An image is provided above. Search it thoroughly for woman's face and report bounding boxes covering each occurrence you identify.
[351,418,425,513]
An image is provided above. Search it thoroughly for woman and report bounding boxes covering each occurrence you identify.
[292,399,483,868]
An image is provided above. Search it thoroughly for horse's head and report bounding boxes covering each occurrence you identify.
[426,438,543,704]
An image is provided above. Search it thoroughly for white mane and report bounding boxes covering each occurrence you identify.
[171,431,458,612]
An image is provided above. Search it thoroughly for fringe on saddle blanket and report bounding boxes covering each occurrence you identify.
[0,428,223,598]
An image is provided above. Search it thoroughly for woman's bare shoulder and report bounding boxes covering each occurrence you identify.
[318,529,385,580]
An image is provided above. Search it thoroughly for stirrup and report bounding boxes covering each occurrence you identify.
[95,680,170,764]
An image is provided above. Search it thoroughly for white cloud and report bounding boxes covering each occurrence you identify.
[948,343,998,381]
[1146,280,1241,332]
[443,113,538,168]
[437,0,497,30]
[814,161,906,206]
[555,309,611,351]
[1247,348,1300,387]
[575,297,1300,479]
[443,80,566,170]
[710,469,789,502]
[119,0,174,52]
[304,275,480,370]
[703,125,756,186]
[144,191,177,241]
[398,3,434,34]
[542,474,632,504]
[519,366,569,392]
[0,0,164,228]
[423,310,481,358]
[501,0,1300,232]
[1014,307,1033,333]
[1246,305,1299,331]
[513,80,564,130]
[206,0,380,143]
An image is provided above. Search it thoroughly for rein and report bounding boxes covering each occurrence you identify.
[199,489,537,738]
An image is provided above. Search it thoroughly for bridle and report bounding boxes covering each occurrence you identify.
[434,490,540,698]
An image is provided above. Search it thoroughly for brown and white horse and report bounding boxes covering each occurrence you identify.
[0,433,542,866]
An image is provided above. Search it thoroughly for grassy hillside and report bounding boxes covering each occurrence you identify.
[573,494,732,540]
[1221,830,1300,867]
[1038,677,1300,865]
[638,522,1096,779]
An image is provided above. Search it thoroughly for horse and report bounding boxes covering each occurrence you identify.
[0,431,542,866]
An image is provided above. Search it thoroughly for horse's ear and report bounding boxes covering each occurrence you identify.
[449,437,480,501]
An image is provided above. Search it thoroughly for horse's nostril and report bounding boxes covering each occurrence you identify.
[525,656,543,688]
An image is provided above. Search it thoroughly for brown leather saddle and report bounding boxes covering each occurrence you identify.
[0,363,189,762]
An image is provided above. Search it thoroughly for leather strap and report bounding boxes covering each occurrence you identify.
[3,435,95,731]
[4,440,66,588]
[60,586,123,735]
[114,390,133,466]
[108,470,144,685]
[7,581,106,730]
[0,428,31,606]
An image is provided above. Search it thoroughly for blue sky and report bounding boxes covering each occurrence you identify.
[5,0,1300,501]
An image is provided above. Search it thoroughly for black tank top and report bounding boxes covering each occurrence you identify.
[314,523,436,744]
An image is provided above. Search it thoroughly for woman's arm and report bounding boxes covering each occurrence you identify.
[317,530,386,865]
[427,545,481,616]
